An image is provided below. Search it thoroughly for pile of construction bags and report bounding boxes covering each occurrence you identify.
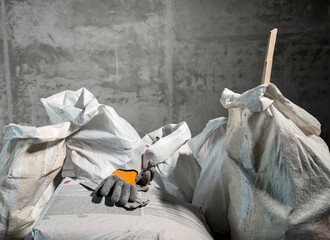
[1,84,329,239]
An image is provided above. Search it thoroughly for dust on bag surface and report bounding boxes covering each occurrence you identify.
[0,122,78,239]
[219,83,330,240]
[32,178,214,240]
[41,88,146,179]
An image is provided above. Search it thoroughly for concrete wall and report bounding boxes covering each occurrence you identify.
[0,0,329,147]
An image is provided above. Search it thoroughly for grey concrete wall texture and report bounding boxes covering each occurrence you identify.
[0,0,329,147]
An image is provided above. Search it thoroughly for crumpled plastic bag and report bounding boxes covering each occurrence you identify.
[142,122,201,203]
[41,88,146,180]
[218,83,330,240]
[0,122,78,239]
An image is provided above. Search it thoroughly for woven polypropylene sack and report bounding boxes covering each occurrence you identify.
[41,88,146,180]
[0,122,77,239]
[220,83,330,240]
[143,122,201,203]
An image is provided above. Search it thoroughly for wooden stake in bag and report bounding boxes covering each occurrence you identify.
[261,28,278,84]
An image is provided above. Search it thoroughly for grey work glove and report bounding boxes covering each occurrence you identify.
[98,175,138,206]
[140,134,159,187]
[136,167,156,186]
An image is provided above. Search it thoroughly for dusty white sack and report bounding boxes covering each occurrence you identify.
[142,122,201,203]
[41,88,146,180]
[220,83,330,240]
[0,122,78,239]
[190,117,231,235]
[32,178,214,240]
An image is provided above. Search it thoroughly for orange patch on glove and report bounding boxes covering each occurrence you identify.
[112,169,137,185]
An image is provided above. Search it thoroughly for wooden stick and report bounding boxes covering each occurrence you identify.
[261,28,278,84]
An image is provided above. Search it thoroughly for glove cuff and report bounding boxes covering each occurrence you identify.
[112,169,138,185]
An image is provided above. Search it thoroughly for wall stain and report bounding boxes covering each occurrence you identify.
[0,0,328,147]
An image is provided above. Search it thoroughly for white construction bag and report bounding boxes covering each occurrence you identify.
[0,122,78,239]
[220,83,330,240]
[41,88,146,180]
[32,178,214,240]
[190,117,231,235]
[142,122,201,203]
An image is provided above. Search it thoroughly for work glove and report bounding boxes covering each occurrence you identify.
[137,156,156,186]
[137,145,158,187]
[98,169,138,205]
[136,166,156,186]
